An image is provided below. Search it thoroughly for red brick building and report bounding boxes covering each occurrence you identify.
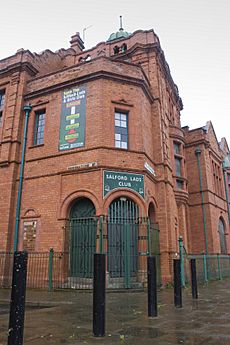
[0,26,229,286]
[184,123,230,255]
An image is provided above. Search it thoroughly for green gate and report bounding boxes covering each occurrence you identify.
[69,198,97,278]
[108,198,139,288]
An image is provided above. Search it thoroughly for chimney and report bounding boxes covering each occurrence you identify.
[70,32,85,53]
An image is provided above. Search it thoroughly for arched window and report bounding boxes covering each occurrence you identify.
[218,218,227,254]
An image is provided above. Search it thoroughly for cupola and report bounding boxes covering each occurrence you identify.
[107,16,131,42]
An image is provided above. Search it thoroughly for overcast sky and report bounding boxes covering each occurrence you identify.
[1,0,229,144]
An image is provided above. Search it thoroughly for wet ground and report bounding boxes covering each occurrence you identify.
[0,279,230,344]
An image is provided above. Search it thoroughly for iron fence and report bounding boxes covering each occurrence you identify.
[185,254,230,284]
[0,212,160,290]
[0,217,161,290]
[1,250,230,290]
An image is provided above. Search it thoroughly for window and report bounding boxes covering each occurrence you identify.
[0,90,5,128]
[173,142,181,155]
[175,157,182,176]
[173,141,184,189]
[0,90,5,108]
[212,160,223,197]
[115,111,128,149]
[218,218,227,254]
[176,179,183,189]
[34,110,46,145]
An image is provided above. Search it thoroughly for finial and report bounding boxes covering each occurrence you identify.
[119,15,123,31]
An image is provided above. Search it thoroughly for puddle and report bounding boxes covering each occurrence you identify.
[0,303,53,315]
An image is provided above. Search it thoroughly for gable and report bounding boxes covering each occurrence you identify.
[204,121,222,155]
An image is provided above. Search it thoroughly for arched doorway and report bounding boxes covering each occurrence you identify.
[69,198,96,277]
[108,197,139,287]
[218,218,227,254]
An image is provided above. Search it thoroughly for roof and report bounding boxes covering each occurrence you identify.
[107,16,131,42]
[107,28,131,42]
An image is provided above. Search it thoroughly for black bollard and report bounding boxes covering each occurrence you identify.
[93,253,105,337]
[174,259,182,308]
[147,256,157,317]
[190,259,198,299]
[8,251,28,345]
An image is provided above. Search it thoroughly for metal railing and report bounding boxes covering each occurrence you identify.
[2,250,230,290]
[0,250,150,290]
[186,254,230,283]
[0,217,160,290]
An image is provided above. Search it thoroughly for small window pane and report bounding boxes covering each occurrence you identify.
[34,110,46,145]
[121,142,127,149]
[176,179,183,189]
[175,157,181,176]
[0,91,5,108]
[121,114,126,121]
[115,120,120,126]
[121,121,127,128]
[115,141,121,147]
[115,113,121,120]
[174,142,181,154]
[115,133,121,140]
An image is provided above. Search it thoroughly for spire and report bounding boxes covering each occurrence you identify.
[119,15,123,31]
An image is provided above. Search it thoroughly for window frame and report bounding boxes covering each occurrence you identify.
[34,109,46,146]
[0,90,5,129]
[114,110,128,150]
[218,218,227,254]
[175,157,182,177]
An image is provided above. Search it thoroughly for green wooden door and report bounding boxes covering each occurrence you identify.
[70,198,96,277]
[108,198,138,286]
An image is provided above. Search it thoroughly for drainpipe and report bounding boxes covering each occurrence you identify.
[195,147,209,254]
[223,165,230,225]
[14,104,32,251]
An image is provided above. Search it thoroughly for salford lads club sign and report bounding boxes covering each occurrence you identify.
[103,171,144,198]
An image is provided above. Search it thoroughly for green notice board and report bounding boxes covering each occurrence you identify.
[103,170,144,198]
[59,85,86,151]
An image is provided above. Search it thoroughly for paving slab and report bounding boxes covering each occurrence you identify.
[0,279,230,344]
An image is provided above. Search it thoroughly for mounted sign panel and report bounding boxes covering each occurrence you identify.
[103,170,144,198]
[59,85,86,151]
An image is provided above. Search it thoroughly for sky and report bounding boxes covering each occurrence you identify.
[1,0,229,144]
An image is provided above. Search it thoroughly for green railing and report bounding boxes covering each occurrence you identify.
[0,217,161,290]
[185,254,230,284]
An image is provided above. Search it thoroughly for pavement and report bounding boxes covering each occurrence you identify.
[1,279,230,344]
